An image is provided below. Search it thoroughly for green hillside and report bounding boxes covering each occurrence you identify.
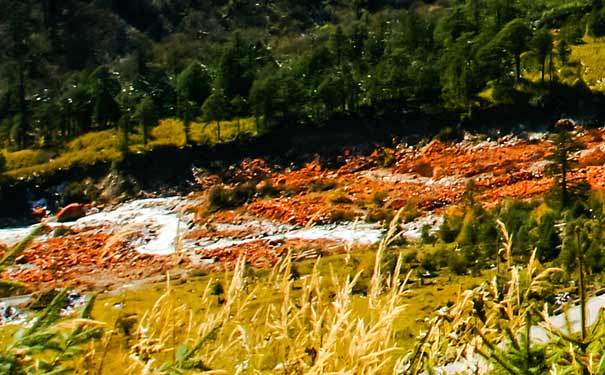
[1,0,605,175]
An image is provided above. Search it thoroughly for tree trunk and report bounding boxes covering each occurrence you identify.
[576,229,587,342]
[142,122,148,146]
[549,51,554,82]
[216,120,221,141]
[515,54,522,82]
[562,153,568,207]
[17,64,28,150]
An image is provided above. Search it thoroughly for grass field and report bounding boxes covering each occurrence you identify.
[83,241,490,374]
[571,37,605,91]
[1,118,260,178]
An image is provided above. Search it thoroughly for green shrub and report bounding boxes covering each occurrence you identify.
[435,126,460,142]
[421,224,436,244]
[366,207,394,223]
[433,246,451,268]
[439,213,464,243]
[4,148,54,170]
[421,255,439,272]
[447,251,468,275]
[207,183,256,212]
[0,151,5,172]
[588,9,605,37]
[0,279,26,297]
[256,180,281,198]
[403,250,418,264]
[211,281,225,296]
[309,179,338,192]
[371,191,388,207]
[401,201,421,223]
[62,180,97,206]
[328,190,353,204]
[328,208,356,223]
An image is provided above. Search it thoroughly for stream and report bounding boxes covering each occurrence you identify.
[0,196,397,257]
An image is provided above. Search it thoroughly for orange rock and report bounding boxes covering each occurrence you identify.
[56,203,88,222]
[409,158,434,178]
[32,207,47,219]
[579,147,605,167]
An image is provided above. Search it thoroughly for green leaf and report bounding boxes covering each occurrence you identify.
[176,344,189,362]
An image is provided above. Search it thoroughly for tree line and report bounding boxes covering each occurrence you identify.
[0,0,601,153]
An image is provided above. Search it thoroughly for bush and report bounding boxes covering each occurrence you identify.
[0,151,5,173]
[4,148,54,170]
[421,224,436,244]
[403,250,418,264]
[588,9,605,37]
[328,190,353,204]
[366,207,394,224]
[433,246,451,268]
[447,251,469,275]
[207,183,254,212]
[256,180,281,198]
[401,200,421,223]
[435,126,461,142]
[421,255,439,272]
[328,208,356,223]
[61,179,97,206]
[309,179,337,192]
[371,191,388,207]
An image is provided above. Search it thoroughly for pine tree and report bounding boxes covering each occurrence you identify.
[176,61,211,107]
[0,0,37,149]
[202,91,228,142]
[531,29,553,83]
[546,127,583,208]
[496,19,532,82]
[118,114,131,157]
[134,96,157,146]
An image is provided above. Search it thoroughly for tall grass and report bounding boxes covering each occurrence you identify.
[92,213,411,374]
[7,217,605,374]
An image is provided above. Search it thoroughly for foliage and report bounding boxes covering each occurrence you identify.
[133,97,157,146]
[0,290,103,374]
[0,0,603,160]
[0,224,46,267]
[0,150,6,173]
[96,217,412,374]
[545,128,585,208]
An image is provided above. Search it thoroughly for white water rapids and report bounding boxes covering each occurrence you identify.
[0,196,406,256]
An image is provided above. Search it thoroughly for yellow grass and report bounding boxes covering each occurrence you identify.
[571,38,605,91]
[2,117,259,178]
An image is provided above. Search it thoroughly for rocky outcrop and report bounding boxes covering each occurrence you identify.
[56,203,88,223]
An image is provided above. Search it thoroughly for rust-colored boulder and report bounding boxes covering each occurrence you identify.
[408,158,434,177]
[421,140,446,157]
[32,207,47,220]
[0,242,7,259]
[56,203,88,223]
[579,147,605,167]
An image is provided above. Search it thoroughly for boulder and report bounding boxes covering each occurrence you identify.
[0,242,7,259]
[56,203,88,223]
[32,207,47,220]
[554,118,576,132]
